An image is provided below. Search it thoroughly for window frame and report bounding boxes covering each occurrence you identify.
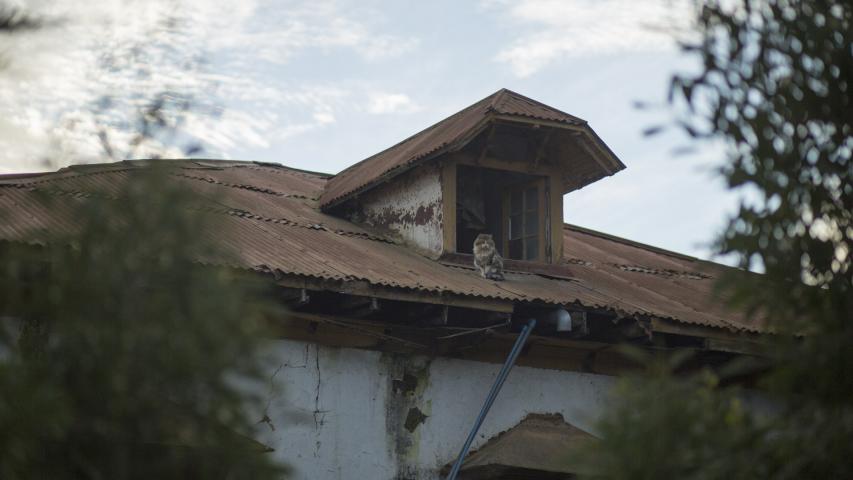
[501,178,547,262]
[443,158,563,264]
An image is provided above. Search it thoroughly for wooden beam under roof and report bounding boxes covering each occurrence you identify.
[276,275,515,313]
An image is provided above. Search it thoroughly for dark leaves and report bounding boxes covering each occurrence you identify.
[0,169,286,479]
[584,1,853,478]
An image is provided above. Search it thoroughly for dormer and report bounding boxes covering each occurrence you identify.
[321,89,625,264]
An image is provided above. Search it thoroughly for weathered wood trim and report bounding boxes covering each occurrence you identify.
[282,311,427,349]
[268,315,387,350]
[476,125,496,165]
[490,115,624,172]
[490,114,588,132]
[440,160,457,254]
[705,337,765,356]
[575,134,614,174]
[537,177,547,262]
[451,152,563,176]
[268,311,640,376]
[532,129,552,168]
[550,175,564,261]
[268,308,763,376]
[649,317,764,353]
[501,188,510,258]
[276,275,515,313]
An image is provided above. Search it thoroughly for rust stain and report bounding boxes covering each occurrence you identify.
[413,203,436,226]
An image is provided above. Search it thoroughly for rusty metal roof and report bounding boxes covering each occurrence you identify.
[454,413,595,476]
[0,160,763,333]
[319,88,623,209]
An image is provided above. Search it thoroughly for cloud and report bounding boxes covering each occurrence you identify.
[0,0,417,172]
[487,0,693,77]
[206,1,417,64]
[365,92,420,115]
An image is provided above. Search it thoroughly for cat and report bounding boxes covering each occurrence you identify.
[473,233,505,281]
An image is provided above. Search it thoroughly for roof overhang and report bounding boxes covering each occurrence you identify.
[465,114,626,194]
[319,88,626,210]
[321,113,625,210]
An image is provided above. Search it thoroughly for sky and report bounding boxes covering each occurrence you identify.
[0,0,740,261]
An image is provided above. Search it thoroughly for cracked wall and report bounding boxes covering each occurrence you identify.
[256,338,615,480]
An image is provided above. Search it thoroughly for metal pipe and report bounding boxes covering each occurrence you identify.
[446,318,537,480]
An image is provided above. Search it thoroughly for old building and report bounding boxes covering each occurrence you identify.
[0,89,765,479]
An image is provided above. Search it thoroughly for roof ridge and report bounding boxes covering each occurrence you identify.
[224,208,395,243]
[173,171,314,199]
[0,165,138,186]
[487,87,510,111]
[1,159,333,185]
[1,159,223,182]
[242,163,333,179]
[493,88,587,124]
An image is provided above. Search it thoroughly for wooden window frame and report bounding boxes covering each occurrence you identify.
[501,178,547,262]
[444,158,562,263]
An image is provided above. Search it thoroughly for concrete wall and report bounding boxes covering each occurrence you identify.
[349,164,444,257]
[256,338,615,479]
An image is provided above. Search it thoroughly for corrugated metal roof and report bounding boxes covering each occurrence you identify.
[319,88,622,209]
[0,160,763,333]
[489,89,586,124]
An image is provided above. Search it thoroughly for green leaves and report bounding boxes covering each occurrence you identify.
[583,1,853,478]
[0,167,286,479]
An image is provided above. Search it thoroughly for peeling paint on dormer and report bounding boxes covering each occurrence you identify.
[345,163,444,257]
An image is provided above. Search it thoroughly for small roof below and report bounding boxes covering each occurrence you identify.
[319,88,625,209]
[448,413,596,479]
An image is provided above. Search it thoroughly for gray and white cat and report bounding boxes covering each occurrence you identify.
[473,233,505,281]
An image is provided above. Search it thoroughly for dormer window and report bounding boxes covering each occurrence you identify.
[320,89,626,266]
[455,164,549,262]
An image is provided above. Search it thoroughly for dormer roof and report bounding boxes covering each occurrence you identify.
[319,88,625,209]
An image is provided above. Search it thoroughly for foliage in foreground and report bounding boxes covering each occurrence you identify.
[0,167,286,479]
[581,1,852,478]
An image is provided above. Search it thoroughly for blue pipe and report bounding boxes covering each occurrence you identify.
[446,318,537,480]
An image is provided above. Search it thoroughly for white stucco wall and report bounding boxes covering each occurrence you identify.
[351,164,445,257]
[256,338,615,479]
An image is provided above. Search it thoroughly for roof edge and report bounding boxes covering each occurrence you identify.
[489,114,626,178]
[564,223,702,263]
[490,88,588,125]
[326,92,496,182]
[1,159,334,184]
[319,114,492,210]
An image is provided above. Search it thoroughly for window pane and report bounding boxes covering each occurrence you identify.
[525,237,539,260]
[509,214,522,239]
[510,190,523,215]
[525,211,538,236]
[525,187,538,212]
[508,239,522,259]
